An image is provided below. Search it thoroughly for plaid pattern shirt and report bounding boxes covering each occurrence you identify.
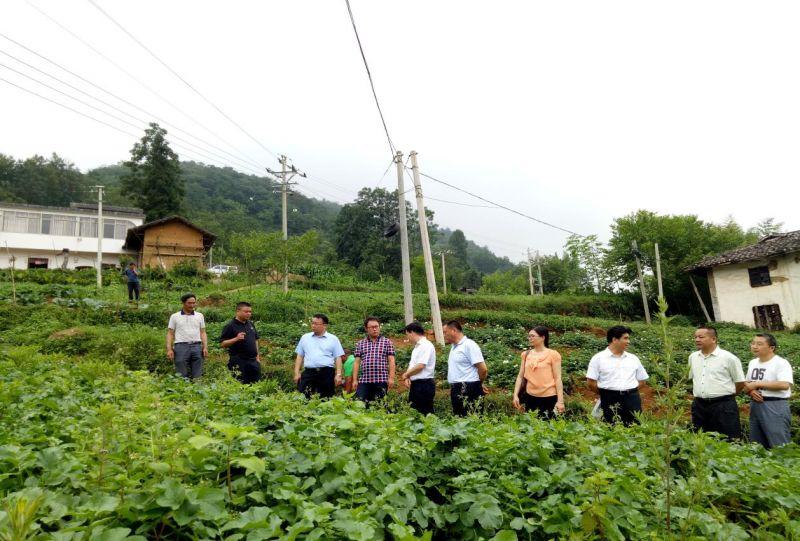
[354,335,396,383]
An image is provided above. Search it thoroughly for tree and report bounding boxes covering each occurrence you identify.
[564,234,613,292]
[228,229,319,286]
[748,218,784,239]
[0,153,86,206]
[122,123,184,221]
[605,210,757,315]
[448,230,469,264]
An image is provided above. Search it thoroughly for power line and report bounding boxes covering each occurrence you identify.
[87,0,280,163]
[415,169,582,237]
[343,0,396,157]
[425,196,498,209]
[374,157,394,188]
[0,31,266,173]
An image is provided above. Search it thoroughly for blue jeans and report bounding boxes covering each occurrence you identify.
[174,342,203,380]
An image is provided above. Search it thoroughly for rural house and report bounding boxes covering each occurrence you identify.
[686,230,800,330]
[0,201,144,269]
[123,216,216,270]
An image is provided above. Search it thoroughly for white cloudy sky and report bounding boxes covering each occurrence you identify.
[2,1,799,261]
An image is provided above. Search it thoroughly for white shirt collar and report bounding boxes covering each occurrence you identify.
[605,347,628,358]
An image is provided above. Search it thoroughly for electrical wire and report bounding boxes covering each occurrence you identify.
[425,196,498,209]
[0,31,266,172]
[87,0,280,162]
[343,0,396,157]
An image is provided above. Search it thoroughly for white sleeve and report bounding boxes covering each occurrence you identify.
[635,358,649,381]
[167,314,176,330]
[199,313,206,329]
[586,355,599,380]
[468,341,485,365]
[777,359,794,384]
[426,343,437,366]
[729,353,745,383]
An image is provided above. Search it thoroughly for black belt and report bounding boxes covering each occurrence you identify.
[304,366,334,372]
[175,341,201,345]
[761,397,788,402]
[411,378,434,383]
[599,388,639,396]
[694,394,735,404]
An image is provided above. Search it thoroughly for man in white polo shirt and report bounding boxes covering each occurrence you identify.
[688,326,745,440]
[743,333,793,448]
[401,321,437,414]
[444,320,488,416]
[166,293,208,380]
[586,325,649,425]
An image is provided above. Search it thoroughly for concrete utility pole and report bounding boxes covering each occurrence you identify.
[93,185,104,289]
[268,156,303,293]
[395,151,414,324]
[438,250,451,295]
[536,250,544,295]
[631,240,651,324]
[654,242,664,299]
[526,248,535,296]
[410,152,444,345]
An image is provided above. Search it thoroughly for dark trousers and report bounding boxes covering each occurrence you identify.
[450,381,485,417]
[227,356,262,384]
[298,367,335,399]
[409,379,435,414]
[599,388,642,426]
[692,395,741,440]
[522,393,558,419]
[355,382,388,404]
[127,281,140,300]
[174,342,203,380]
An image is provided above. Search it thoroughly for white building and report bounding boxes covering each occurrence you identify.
[687,231,800,330]
[0,201,145,270]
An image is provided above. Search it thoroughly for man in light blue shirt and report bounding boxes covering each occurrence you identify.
[294,313,345,398]
[445,320,488,416]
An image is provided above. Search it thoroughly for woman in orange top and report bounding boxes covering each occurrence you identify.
[512,326,565,418]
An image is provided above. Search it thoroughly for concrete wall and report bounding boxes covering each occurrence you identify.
[0,232,133,269]
[709,254,800,328]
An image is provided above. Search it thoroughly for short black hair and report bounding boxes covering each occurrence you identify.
[444,320,463,332]
[403,322,425,335]
[312,313,329,325]
[607,325,632,344]
[364,316,380,328]
[236,302,252,310]
[697,325,717,339]
[180,293,196,303]
[530,325,550,348]
[128,262,136,266]
[755,333,778,349]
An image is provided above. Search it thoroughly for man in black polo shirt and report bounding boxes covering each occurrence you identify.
[220,302,262,384]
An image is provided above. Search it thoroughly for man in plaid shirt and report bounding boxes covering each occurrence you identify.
[352,316,396,404]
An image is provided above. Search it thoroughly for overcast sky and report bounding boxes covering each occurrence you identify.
[2,1,799,261]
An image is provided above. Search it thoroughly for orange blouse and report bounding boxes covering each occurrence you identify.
[523,348,561,397]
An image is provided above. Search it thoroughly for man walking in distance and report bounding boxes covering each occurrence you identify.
[401,322,437,414]
[444,320,488,416]
[743,333,793,448]
[352,317,396,405]
[294,313,345,399]
[688,326,745,440]
[123,262,140,302]
[219,302,261,384]
[166,293,208,380]
[586,325,649,426]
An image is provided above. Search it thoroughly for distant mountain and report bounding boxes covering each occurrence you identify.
[435,227,515,274]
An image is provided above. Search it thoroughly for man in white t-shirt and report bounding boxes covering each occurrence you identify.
[401,322,437,414]
[743,333,794,448]
[166,293,208,380]
[445,320,488,416]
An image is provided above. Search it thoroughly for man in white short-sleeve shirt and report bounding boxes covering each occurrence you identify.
[166,293,208,380]
[444,320,488,416]
[401,322,437,414]
[743,333,794,448]
[586,325,649,425]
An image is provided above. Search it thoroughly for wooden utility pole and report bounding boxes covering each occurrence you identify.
[395,151,414,324]
[536,250,544,295]
[526,248,535,296]
[689,275,713,322]
[410,152,444,345]
[654,242,664,299]
[631,240,651,324]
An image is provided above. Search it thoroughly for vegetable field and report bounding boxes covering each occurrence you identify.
[1,272,800,539]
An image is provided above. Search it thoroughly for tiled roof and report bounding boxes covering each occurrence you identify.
[685,230,800,272]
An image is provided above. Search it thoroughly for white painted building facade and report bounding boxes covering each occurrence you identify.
[689,231,800,330]
[0,202,144,270]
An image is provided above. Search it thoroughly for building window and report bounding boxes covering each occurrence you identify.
[748,266,771,287]
[2,211,40,233]
[753,304,784,331]
[27,257,48,269]
[79,217,98,238]
[104,221,116,239]
[51,215,77,236]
